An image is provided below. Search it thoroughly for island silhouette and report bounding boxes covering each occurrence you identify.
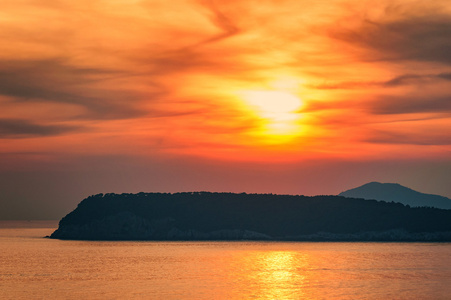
[339,182,451,209]
[50,191,451,241]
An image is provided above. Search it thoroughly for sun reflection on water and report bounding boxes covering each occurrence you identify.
[259,251,307,299]
[237,250,311,299]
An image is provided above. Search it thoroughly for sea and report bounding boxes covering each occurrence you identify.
[1,221,451,299]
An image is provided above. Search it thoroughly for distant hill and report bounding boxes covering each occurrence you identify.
[50,192,451,241]
[339,182,451,210]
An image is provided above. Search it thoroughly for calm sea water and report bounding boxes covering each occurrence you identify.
[1,221,451,299]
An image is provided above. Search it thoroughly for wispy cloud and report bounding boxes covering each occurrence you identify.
[0,0,450,161]
[0,118,81,138]
[370,96,451,115]
[194,0,241,47]
[366,130,451,146]
[0,59,148,120]
[310,72,451,89]
[330,2,451,65]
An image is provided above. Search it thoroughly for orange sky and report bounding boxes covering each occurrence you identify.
[1,0,451,218]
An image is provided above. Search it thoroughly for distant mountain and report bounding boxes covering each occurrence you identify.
[339,182,451,210]
[50,192,451,241]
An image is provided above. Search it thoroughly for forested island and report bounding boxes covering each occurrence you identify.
[50,192,451,241]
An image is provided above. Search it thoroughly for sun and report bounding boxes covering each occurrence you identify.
[239,90,304,142]
[243,90,302,114]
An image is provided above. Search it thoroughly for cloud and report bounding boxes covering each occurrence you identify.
[366,130,451,146]
[1,0,450,161]
[0,118,81,138]
[310,72,451,90]
[195,0,241,47]
[438,73,451,80]
[383,73,447,87]
[370,96,451,115]
[0,59,147,120]
[330,6,451,65]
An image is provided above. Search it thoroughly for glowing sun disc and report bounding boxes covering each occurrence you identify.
[243,91,302,113]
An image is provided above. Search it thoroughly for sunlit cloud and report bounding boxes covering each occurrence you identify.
[309,72,451,89]
[0,0,450,163]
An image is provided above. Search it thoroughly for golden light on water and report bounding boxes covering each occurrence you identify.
[235,250,311,299]
[4,232,450,300]
[257,251,307,299]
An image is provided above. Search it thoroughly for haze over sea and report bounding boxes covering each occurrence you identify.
[2,221,451,299]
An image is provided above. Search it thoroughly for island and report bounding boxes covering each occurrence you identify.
[50,192,451,241]
[340,182,451,209]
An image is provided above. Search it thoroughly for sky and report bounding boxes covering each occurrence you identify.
[1,0,451,219]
